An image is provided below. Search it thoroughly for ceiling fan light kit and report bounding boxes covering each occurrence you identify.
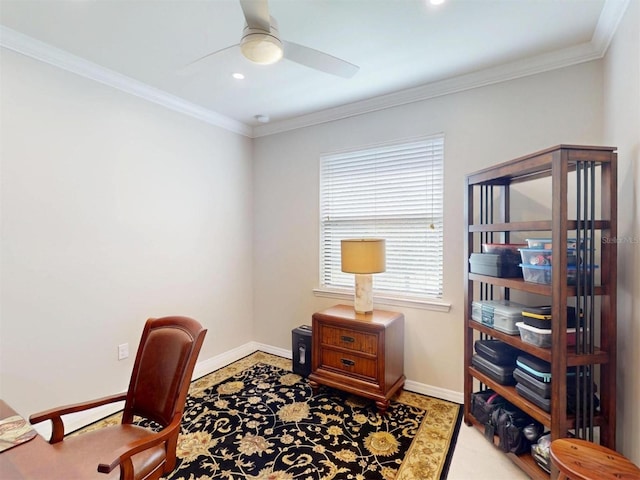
[240,25,283,65]
[182,0,359,77]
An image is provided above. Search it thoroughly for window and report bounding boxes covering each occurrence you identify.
[319,135,444,300]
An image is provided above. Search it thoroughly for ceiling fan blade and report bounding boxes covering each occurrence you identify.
[239,0,271,31]
[177,44,239,76]
[283,41,359,78]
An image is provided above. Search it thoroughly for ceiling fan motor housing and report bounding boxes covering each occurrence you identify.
[240,20,283,65]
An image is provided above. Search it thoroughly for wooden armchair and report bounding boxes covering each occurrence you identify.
[29,316,207,480]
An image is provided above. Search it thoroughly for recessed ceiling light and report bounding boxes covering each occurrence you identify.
[232,72,245,80]
[430,0,446,5]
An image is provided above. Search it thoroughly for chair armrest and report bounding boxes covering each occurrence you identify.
[29,392,127,443]
[97,412,182,479]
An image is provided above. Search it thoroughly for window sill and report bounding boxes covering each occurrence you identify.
[312,287,451,313]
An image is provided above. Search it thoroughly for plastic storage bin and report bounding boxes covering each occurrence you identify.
[482,243,527,269]
[482,243,527,255]
[469,253,522,278]
[471,300,527,334]
[471,301,483,323]
[516,322,576,348]
[526,237,584,249]
[519,248,577,266]
[493,303,527,335]
[520,264,598,285]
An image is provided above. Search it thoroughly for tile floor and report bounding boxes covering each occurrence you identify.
[447,423,531,479]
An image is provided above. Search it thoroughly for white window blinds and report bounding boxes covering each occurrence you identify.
[320,135,444,299]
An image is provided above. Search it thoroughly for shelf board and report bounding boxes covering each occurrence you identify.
[469,220,610,233]
[467,273,605,296]
[468,367,606,431]
[468,321,610,366]
[465,144,616,186]
[469,367,551,425]
[506,451,550,480]
[466,416,550,480]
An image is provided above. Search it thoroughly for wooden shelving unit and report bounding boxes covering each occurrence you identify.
[463,145,617,479]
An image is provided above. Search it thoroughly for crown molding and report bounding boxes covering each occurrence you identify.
[0,26,252,137]
[252,0,629,138]
[591,0,630,56]
[252,42,600,137]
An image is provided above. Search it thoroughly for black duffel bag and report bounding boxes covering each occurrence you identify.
[491,404,543,455]
[471,389,507,426]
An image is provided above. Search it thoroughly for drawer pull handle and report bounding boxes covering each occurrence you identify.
[341,358,355,367]
[340,335,355,343]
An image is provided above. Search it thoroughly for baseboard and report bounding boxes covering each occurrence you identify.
[403,380,463,404]
[35,341,460,438]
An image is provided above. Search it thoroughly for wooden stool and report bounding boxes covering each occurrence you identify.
[550,438,640,480]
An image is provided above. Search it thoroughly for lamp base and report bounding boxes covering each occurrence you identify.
[353,274,373,314]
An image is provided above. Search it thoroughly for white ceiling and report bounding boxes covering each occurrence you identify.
[0,0,627,137]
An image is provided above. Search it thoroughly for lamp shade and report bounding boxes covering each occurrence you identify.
[341,239,386,274]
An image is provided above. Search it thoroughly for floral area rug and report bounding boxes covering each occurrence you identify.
[75,351,462,480]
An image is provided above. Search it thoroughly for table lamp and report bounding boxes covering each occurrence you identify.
[341,239,386,314]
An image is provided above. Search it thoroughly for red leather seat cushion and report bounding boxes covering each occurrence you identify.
[53,425,166,479]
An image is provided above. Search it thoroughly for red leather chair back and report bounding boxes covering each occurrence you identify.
[122,316,206,427]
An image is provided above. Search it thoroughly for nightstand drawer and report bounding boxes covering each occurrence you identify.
[319,348,377,382]
[319,325,378,355]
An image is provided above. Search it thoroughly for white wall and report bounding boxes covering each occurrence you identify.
[0,50,254,418]
[602,0,640,463]
[253,61,603,396]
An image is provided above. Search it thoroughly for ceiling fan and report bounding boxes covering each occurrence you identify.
[187,0,359,78]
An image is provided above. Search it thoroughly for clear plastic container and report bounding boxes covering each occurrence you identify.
[520,264,552,284]
[482,243,527,256]
[519,248,577,266]
[482,244,527,276]
[471,301,482,323]
[471,300,526,334]
[520,264,598,285]
[526,237,587,250]
[516,322,576,348]
[469,253,522,278]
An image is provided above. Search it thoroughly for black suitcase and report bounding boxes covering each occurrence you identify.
[513,367,552,398]
[472,354,516,385]
[514,366,592,399]
[517,355,589,386]
[516,383,552,412]
[474,340,520,366]
[522,306,578,329]
[517,380,600,414]
[516,355,552,382]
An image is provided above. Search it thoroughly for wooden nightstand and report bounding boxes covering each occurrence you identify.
[308,304,405,413]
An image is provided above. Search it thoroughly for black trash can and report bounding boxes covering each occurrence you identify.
[292,325,312,377]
